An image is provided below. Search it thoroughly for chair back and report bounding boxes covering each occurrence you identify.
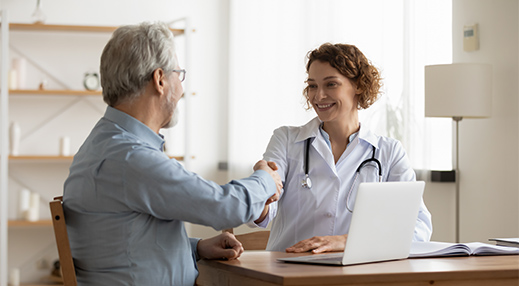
[223,229,270,250]
[50,196,78,286]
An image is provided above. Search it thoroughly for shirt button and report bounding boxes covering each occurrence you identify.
[325,212,333,218]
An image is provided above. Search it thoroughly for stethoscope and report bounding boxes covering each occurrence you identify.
[301,137,383,212]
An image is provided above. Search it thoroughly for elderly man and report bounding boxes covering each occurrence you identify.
[63,22,281,286]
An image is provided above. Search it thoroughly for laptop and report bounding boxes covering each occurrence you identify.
[277,181,425,266]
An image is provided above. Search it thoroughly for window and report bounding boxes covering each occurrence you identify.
[228,0,452,178]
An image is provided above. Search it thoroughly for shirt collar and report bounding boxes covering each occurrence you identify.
[319,122,358,150]
[103,106,165,151]
[358,124,379,149]
[295,117,322,143]
[295,116,379,149]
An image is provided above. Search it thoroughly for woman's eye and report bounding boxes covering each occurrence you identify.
[307,84,317,89]
[327,82,338,87]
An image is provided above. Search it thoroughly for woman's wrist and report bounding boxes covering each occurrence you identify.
[254,205,269,224]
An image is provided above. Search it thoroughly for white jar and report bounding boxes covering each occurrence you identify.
[9,122,21,156]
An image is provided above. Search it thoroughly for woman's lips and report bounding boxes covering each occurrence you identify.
[315,103,335,110]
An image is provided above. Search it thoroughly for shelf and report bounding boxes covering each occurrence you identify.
[7,23,184,36]
[8,155,185,161]
[8,220,53,227]
[9,155,74,162]
[9,89,102,96]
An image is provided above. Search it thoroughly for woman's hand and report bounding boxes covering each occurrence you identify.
[253,160,282,224]
[253,160,283,204]
[285,234,348,254]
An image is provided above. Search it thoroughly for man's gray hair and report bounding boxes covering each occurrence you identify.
[100,22,177,106]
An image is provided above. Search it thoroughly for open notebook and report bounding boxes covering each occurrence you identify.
[410,241,519,257]
[278,181,425,266]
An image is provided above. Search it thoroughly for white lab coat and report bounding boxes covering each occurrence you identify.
[258,117,433,251]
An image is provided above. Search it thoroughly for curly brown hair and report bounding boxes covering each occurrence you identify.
[303,43,382,110]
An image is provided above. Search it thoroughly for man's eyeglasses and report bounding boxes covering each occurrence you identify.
[171,69,186,82]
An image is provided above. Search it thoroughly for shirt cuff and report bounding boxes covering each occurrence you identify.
[251,169,277,197]
[190,237,202,261]
[246,206,270,228]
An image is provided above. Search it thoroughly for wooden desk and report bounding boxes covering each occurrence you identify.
[196,251,519,286]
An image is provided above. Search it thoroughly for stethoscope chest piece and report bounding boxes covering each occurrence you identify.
[302,174,312,189]
[301,138,313,189]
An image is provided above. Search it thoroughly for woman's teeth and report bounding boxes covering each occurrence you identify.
[317,103,333,108]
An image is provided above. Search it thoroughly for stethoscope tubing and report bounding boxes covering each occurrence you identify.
[301,138,382,212]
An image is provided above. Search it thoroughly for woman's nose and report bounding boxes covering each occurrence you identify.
[314,87,326,101]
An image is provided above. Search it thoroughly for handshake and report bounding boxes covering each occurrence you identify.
[253,160,283,205]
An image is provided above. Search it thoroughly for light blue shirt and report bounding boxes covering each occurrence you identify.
[63,106,276,286]
[319,122,357,150]
[260,117,432,251]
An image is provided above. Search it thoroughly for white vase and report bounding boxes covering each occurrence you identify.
[31,0,47,24]
[60,136,71,156]
[18,189,30,220]
[25,192,40,222]
[9,122,20,156]
[11,58,26,89]
[8,268,20,286]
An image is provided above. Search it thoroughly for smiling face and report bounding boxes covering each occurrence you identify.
[306,60,359,125]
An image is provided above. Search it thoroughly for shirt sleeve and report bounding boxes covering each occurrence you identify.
[386,140,433,242]
[253,127,290,228]
[112,148,277,231]
[190,237,201,261]
[251,202,276,228]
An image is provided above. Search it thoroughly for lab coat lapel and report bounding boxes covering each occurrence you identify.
[336,135,359,168]
[311,135,337,176]
[295,117,337,176]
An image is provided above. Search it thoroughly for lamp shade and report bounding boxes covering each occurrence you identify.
[425,63,492,118]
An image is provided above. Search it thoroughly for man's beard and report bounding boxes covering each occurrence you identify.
[164,107,180,129]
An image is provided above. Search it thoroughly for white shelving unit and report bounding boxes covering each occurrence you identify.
[1,10,10,286]
[0,14,193,286]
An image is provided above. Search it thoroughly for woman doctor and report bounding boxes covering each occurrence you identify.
[254,43,432,253]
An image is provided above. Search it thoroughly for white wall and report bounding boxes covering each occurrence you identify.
[451,0,519,242]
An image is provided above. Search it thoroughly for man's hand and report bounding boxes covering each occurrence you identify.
[197,232,244,260]
[253,160,282,204]
[285,234,348,254]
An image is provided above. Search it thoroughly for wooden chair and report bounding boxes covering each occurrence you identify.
[223,228,270,250]
[49,196,78,286]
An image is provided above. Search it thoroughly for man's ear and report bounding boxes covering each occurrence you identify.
[152,68,166,95]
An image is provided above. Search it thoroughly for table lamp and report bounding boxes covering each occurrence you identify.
[424,63,492,243]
